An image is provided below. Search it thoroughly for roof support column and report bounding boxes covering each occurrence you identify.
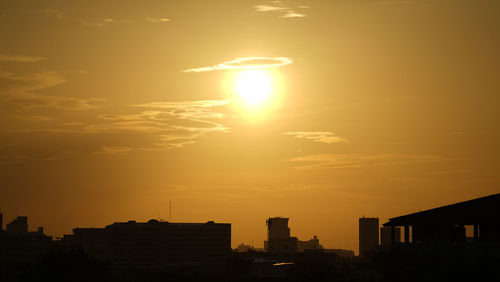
[390,225,395,245]
[474,224,479,242]
[404,225,410,243]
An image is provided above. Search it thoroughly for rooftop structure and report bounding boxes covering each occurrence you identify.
[383,193,500,244]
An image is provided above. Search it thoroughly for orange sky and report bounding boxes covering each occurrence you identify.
[0,0,499,254]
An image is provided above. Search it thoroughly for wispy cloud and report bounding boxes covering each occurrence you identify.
[0,98,231,162]
[133,100,230,133]
[82,18,113,27]
[0,71,106,111]
[284,131,348,144]
[255,5,287,12]
[0,71,63,92]
[255,2,308,18]
[183,57,292,73]
[7,94,106,111]
[287,154,450,170]
[0,54,45,63]
[282,11,306,18]
[43,8,63,19]
[96,146,134,155]
[85,99,231,149]
[145,17,170,23]
[381,0,415,4]
[20,115,54,121]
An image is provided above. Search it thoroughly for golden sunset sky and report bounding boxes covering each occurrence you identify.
[1,0,499,253]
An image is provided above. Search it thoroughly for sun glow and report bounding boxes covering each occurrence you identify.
[223,68,284,119]
[235,70,273,107]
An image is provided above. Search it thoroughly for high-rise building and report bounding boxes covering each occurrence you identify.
[267,217,290,240]
[265,217,297,254]
[359,217,379,257]
[380,226,401,248]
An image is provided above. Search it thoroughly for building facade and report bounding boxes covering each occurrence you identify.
[59,219,231,270]
[380,226,401,248]
[265,217,298,254]
[359,217,379,257]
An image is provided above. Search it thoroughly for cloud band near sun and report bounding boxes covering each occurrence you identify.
[182,57,293,73]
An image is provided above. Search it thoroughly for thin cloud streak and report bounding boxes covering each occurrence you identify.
[0,71,106,111]
[183,57,292,73]
[0,54,45,63]
[282,11,306,18]
[255,2,308,18]
[284,131,348,144]
[82,18,113,27]
[133,100,230,109]
[20,115,54,121]
[255,5,287,12]
[145,17,170,23]
[96,146,134,155]
[7,94,106,111]
[43,8,63,19]
[0,71,64,93]
[287,154,450,170]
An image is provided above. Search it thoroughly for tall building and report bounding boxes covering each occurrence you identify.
[359,217,379,257]
[0,212,3,231]
[265,217,298,254]
[6,216,28,233]
[267,217,290,240]
[380,226,401,248]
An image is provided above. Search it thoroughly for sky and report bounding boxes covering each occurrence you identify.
[0,0,499,253]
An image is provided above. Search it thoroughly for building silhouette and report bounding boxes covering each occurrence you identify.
[264,217,298,254]
[60,219,231,271]
[383,193,500,244]
[297,235,323,252]
[359,217,379,257]
[235,243,253,252]
[0,215,52,279]
[6,216,28,233]
[380,226,400,248]
[264,217,342,255]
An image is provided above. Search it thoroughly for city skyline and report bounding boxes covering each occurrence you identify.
[2,191,499,254]
[1,0,499,255]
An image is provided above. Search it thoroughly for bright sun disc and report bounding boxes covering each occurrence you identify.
[235,70,272,106]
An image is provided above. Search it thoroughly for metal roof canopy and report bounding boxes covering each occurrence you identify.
[383,193,500,227]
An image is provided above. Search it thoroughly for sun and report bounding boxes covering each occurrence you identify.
[224,68,284,118]
[235,69,272,107]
